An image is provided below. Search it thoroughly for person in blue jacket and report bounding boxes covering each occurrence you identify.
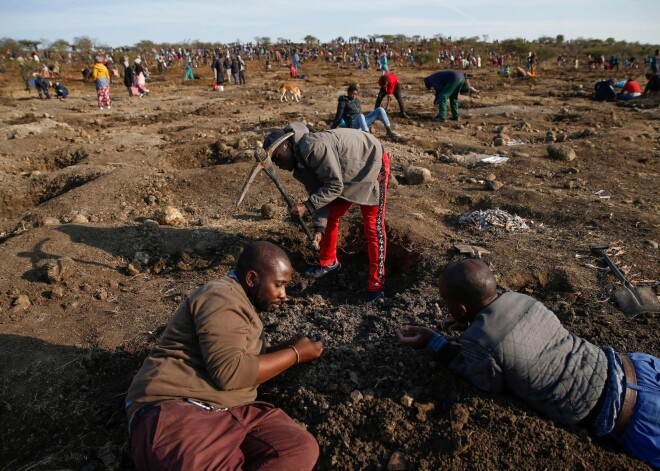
[53,82,68,99]
[424,70,465,121]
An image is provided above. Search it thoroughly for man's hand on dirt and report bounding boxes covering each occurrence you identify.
[290,202,307,218]
[292,336,323,362]
[312,232,322,246]
[397,326,435,349]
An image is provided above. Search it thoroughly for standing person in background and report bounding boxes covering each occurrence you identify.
[91,56,111,110]
[238,55,246,85]
[230,55,240,85]
[123,59,135,96]
[184,60,194,80]
[223,54,232,83]
[375,72,409,118]
[650,49,659,75]
[134,58,150,97]
[33,74,51,99]
[212,54,224,91]
[379,53,389,75]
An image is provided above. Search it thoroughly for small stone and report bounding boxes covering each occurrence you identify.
[485,174,497,182]
[71,214,88,224]
[127,261,142,275]
[154,206,186,226]
[495,125,507,133]
[547,144,576,161]
[45,257,76,283]
[13,294,30,308]
[135,252,150,265]
[644,240,658,249]
[451,403,470,431]
[404,167,432,185]
[94,288,108,301]
[624,135,634,142]
[349,390,363,404]
[556,132,567,142]
[493,137,505,146]
[51,286,65,298]
[261,203,278,219]
[486,180,504,191]
[401,393,414,407]
[581,127,596,137]
[544,131,556,143]
[41,216,61,226]
[143,219,160,229]
[564,180,576,189]
[387,451,408,471]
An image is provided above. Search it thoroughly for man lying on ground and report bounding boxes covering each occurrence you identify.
[398,258,659,468]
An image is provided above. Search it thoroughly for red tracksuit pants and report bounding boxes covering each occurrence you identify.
[318,151,389,292]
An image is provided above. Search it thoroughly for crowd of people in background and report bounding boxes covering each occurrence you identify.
[2,39,658,110]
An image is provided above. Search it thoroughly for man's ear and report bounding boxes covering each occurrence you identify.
[245,270,259,288]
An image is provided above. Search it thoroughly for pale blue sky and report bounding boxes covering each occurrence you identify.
[1,0,658,47]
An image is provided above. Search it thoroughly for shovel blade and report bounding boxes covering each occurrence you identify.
[613,286,660,317]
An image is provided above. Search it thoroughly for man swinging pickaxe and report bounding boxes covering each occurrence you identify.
[236,132,320,250]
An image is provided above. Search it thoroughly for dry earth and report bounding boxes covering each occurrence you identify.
[0,58,659,470]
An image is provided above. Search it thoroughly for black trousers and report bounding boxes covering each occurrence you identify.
[375,83,405,114]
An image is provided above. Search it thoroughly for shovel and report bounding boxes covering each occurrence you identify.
[590,244,660,317]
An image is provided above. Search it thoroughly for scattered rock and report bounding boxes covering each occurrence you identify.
[556,131,567,142]
[401,393,414,407]
[71,214,89,224]
[486,180,504,191]
[581,127,596,137]
[12,294,30,309]
[50,286,65,299]
[349,390,363,404]
[485,173,497,182]
[547,144,576,161]
[495,125,507,133]
[45,257,76,283]
[404,167,432,185]
[415,402,436,422]
[261,203,278,219]
[644,240,658,249]
[41,216,61,227]
[154,206,186,226]
[450,403,470,431]
[387,451,408,471]
[544,131,556,143]
[143,219,160,229]
[624,135,634,142]
[127,261,142,275]
[94,288,108,301]
[135,252,150,265]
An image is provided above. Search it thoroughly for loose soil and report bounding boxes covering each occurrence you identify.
[0,58,658,470]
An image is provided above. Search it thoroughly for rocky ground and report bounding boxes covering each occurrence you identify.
[0,58,658,470]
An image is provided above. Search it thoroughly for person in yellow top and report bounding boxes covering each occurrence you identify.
[91,56,112,110]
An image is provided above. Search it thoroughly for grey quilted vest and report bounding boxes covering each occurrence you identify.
[450,292,608,424]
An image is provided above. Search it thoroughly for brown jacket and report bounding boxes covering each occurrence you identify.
[126,276,264,409]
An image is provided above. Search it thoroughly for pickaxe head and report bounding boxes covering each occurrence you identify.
[235,132,294,206]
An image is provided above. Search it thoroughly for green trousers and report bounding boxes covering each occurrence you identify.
[436,79,464,120]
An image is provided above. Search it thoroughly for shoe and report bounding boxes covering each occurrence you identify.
[387,131,400,138]
[99,106,103,110]
[449,116,459,121]
[107,105,111,109]
[305,261,341,279]
[401,112,410,119]
[139,93,144,98]
[367,290,385,302]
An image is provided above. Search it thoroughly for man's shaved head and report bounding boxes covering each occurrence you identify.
[439,259,497,313]
[236,241,290,277]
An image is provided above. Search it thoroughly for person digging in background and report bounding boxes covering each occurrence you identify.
[331,84,399,138]
[424,70,465,122]
[375,72,410,118]
[264,122,390,302]
[126,241,322,470]
[398,258,659,468]
[52,81,68,99]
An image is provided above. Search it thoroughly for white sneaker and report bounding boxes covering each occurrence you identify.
[107,105,111,109]
[99,106,103,110]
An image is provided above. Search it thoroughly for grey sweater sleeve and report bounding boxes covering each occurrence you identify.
[449,339,505,394]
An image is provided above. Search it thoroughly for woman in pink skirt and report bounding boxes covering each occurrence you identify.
[91,56,112,110]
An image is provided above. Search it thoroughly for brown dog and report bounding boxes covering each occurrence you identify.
[279,83,301,102]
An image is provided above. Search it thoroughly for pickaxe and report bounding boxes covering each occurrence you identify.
[236,132,320,250]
